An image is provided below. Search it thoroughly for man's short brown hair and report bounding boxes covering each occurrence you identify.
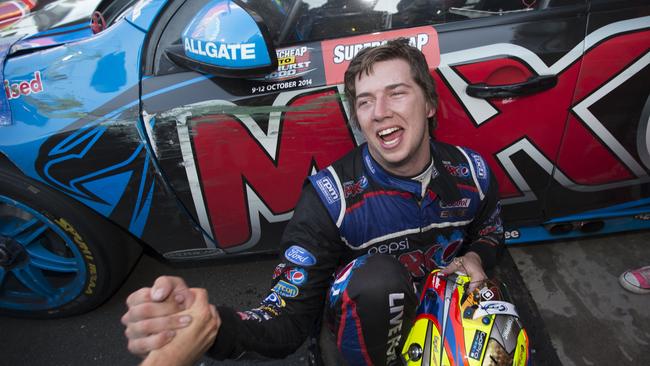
[343,39,438,132]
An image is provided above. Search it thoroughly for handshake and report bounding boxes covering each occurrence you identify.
[121,276,220,366]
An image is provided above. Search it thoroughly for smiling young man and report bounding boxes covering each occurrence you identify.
[121,40,504,366]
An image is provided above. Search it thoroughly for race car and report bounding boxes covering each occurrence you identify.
[0,0,648,317]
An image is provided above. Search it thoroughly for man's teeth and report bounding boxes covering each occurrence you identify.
[384,138,398,146]
[378,127,401,137]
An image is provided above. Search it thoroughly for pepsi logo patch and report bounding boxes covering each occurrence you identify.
[287,268,307,285]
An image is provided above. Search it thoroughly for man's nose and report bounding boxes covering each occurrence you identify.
[373,96,392,120]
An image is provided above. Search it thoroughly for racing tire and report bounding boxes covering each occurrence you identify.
[0,169,142,318]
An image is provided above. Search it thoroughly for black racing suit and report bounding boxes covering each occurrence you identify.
[208,140,505,363]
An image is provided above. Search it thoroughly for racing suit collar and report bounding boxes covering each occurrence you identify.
[361,142,462,203]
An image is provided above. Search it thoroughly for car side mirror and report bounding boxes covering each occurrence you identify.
[165,0,277,78]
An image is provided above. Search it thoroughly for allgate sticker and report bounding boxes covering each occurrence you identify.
[321,26,440,85]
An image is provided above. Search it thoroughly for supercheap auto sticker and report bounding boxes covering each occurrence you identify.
[320,26,440,85]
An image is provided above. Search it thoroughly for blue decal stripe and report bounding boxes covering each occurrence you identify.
[547,198,650,222]
[44,127,108,198]
[129,150,154,237]
[508,215,650,244]
[51,125,106,156]
[66,145,144,199]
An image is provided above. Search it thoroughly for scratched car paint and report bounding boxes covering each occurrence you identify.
[0,0,648,316]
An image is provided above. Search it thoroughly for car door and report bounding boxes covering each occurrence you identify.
[140,0,588,256]
[544,0,650,221]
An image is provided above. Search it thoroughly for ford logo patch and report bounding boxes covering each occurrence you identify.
[284,245,316,266]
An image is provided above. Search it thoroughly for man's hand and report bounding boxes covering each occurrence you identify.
[440,252,487,292]
[140,288,221,366]
[121,276,197,357]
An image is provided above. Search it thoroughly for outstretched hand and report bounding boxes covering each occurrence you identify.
[440,252,487,292]
[121,276,197,357]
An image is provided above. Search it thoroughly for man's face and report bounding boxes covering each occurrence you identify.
[354,58,434,176]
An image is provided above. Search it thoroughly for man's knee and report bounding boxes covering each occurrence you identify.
[326,254,417,365]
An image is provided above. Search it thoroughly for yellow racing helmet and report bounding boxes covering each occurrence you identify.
[401,270,530,366]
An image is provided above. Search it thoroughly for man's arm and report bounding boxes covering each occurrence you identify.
[122,184,344,361]
[464,170,505,269]
[208,184,345,359]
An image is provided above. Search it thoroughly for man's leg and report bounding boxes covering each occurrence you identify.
[323,254,418,366]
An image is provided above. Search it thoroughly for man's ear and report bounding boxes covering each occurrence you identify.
[426,102,436,118]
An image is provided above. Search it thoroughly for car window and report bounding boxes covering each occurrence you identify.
[245,0,584,44]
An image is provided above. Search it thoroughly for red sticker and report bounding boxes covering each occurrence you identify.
[321,26,440,85]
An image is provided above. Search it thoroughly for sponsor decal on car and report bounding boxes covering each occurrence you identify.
[343,175,368,198]
[505,230,520,240]
[634,213,650,220]
[272,280,299,298]
[321,26,439,85]
[4,71,44,100]
[265,46,315,81]
[316,176,340,204]
[286,267,307,286]
[184,39,256,61]
[469,330,487,359]
[181,0,269,68]
[284,245,316,266]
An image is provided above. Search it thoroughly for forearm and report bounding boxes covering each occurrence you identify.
[208,305,319,360]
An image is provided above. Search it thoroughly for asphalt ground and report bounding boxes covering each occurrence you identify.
[0,231,648,365]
